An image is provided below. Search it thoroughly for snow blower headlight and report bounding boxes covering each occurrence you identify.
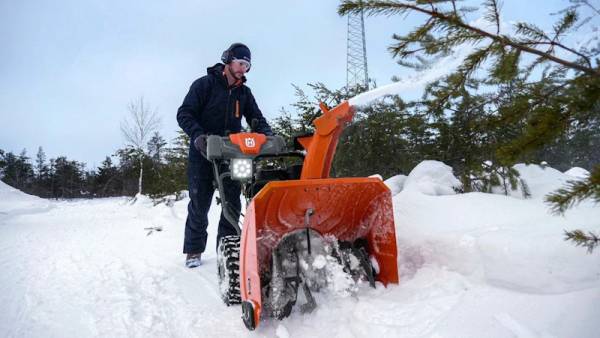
[231,158,253,180]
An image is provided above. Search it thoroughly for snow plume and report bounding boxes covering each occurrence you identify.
[348,44,473,107]
[348,17,500,108]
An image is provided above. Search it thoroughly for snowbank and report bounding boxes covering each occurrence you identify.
[564,167,590,179]
[403,160,462,195]
[513,163,577,199]
[384,174,407,196]
[394,162,600,298]
[0,180,51,214]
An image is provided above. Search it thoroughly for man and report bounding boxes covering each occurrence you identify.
[177,43,273,268]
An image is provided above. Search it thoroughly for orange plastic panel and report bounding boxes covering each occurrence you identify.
[301,101,355,179]
[239,177,399,327]
[239,203,261,327]
[296,135,313,150]
[229,133,267,155]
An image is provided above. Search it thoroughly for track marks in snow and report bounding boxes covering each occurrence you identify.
[494,313,543,338]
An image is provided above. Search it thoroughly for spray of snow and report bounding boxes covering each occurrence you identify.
[348,18,500,108]
[348,45,473,109]
[349,44,473,107]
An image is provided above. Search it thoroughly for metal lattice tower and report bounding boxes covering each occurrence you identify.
[346,7,369,92]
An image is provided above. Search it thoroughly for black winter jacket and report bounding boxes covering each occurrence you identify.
[177,64,273,160]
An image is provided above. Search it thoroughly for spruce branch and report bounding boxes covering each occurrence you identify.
[552,9,578,38]
[338,0,600,75]
[546,166,600,214]
[564,229,600,253]
[515,22,550,41]
[483,0,501,35]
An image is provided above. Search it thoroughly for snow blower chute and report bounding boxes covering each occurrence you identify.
[203,101,398,330]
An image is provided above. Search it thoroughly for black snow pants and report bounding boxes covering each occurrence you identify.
[183,155,241,254]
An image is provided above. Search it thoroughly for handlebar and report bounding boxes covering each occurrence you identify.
[205,134,287,161]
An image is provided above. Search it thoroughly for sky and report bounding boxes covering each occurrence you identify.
[0,0,575,168]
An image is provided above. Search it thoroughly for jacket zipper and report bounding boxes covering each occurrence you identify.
[224,89,232,135]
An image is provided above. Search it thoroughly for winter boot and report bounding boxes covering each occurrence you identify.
[186,253,202,268]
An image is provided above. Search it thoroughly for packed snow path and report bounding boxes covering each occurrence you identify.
[1,163,599,337]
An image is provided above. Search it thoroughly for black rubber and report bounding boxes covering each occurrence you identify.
[242,301,256,330]
[217,235,242,305]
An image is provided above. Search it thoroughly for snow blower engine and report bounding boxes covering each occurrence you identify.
[203,102,399,330]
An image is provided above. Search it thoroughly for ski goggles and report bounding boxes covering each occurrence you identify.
[232,57,251,70]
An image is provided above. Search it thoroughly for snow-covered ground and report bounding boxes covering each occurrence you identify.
[1,162,598,338]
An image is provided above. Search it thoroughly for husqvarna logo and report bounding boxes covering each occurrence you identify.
[244,137,255,148]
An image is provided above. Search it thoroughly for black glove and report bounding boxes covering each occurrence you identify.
[194,135,208,153]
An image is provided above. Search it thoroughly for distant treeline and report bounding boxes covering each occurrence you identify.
[0,131,189,199]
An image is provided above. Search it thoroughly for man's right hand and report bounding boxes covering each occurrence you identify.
[194,135,208,153]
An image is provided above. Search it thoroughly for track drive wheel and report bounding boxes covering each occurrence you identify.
[217,235,241,305]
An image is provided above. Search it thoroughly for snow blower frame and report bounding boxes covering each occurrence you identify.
[202,101,399,330]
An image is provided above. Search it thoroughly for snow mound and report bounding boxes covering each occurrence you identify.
[564,167,590,179]
[513,164,573,199]
[128,193,155,207]
[0,180,50,214]
[384,174,407,196]
[403,161,462,196]
[395,162,600,296]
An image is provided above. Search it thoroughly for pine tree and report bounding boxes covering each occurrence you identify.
[338,1,599,163]
[17,149,34,191]
[0,149,6,178]
[33,146,52,196]
[159,130,190,199]
[35,147,47,179]
[94,156,122,197]
[147,131,167,163]
[339,0,600,252]
[1,150,35,192]
[52,156,85,198]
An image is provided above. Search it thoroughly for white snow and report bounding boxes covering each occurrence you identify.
[348,45,473,107]
[1,162,599,337]
[513,164,570,198]
[564,167,590,179]
[403,160,462,196]
[0,180,51,215]
[384,174,407,196]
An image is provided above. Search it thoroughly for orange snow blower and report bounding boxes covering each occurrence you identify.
[203,101,398,330]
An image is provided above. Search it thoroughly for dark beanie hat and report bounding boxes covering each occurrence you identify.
[231,44,251,63]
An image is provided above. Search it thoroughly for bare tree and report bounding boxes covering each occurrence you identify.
[120,96,161,195]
